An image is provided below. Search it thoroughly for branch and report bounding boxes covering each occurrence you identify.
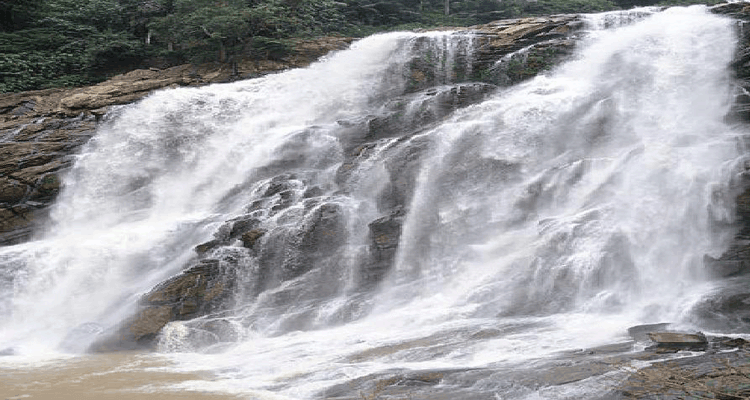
[200,25,214,38]
[199,25,226,40]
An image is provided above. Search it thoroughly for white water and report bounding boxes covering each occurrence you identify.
[0,6,747,399]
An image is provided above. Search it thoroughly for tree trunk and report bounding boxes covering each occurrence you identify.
[219,41,226,63]
[444,0,450,16]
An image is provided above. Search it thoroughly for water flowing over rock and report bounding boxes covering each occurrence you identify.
[3,5,750,400]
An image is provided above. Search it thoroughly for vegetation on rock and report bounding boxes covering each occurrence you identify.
[0,0,722,93]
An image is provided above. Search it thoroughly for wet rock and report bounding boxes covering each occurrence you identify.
[627,323,671,343]
[0,115,97,245]
[0,178,26,204]
[240,229,266,249]
[689,276,750,333]
[260,201,347,284]
[468,16,583,86]
[716,3,750,123]
[362,207,406,287]
[195,239,221,255]
[229,216,261,238]
[90,259,234,351]
[128,306,175,342]
[89,306,174,352]
[145,260,231,314]
[711,336,750,350]
[300,203,347,256]
[377,136,431,211]
[615,349,750,400]
[711,1,750,16]
[647,332,708,352]
[196,319,241,343]
[0,204,47,246]
[362,83,497,144]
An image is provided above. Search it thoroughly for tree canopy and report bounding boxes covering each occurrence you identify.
[0,0,719,93]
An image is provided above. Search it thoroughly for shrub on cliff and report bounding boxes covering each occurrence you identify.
[0,0,731,93]
[0,0,145,92]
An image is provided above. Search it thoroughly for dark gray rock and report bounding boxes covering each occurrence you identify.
[362,206,406,287]
[689,279,750,333]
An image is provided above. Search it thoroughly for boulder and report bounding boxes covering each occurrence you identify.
[241,229,266,249]
[647,332,708,352]
[90,259,233,351]
[627,323,671,342]
[362,206,406,286]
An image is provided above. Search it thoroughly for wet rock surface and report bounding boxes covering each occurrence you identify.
[601,325,750,400]
[647,332,708,352]
[323,326,750,400]
[90,259,235,351]
[612,349,750,400]
[0,111,97,245]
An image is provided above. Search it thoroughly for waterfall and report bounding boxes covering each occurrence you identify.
[0,5,747,399]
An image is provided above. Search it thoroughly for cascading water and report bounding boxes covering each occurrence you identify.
[0,5,748,400]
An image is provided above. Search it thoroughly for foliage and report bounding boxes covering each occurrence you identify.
[0,0,146,92]
[0,0,731,93]
[657,0,723,5]
[520,0,617,15]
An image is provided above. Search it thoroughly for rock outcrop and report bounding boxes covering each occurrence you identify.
[90,259,234,351]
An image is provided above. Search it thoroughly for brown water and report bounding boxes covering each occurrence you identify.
[0,352,240,400]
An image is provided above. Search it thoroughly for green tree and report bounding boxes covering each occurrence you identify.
[149,0,263,61]
[0,0,39,31]
[0,0,145,92]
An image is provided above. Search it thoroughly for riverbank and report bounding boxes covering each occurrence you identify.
[0,351,241,400]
